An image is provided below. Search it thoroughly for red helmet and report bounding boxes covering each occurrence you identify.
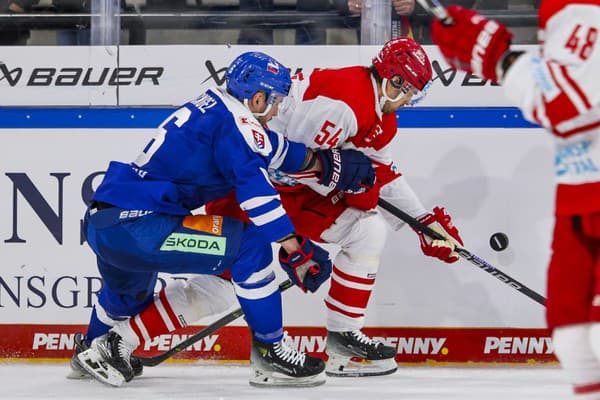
[372,37,432,91]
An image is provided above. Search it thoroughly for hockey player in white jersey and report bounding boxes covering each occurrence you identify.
[68,51,377,388]
[429,1,600,397]
[209,37,465,377]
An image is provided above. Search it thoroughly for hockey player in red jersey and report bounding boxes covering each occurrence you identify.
[429,1,600,397]
[210,37,464,377]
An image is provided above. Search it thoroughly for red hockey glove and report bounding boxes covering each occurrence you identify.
[344,183,381,210]
[344,161,402,210]
[279,236,333,293]
[430,5,512,83]
[416,207,464,264]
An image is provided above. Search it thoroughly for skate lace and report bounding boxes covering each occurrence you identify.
[351,330,378,348]
[116,336,133,360]
[274,334,306,366]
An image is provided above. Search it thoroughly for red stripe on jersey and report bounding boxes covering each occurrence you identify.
[159,289,185,329]
[329,278,373,309]
[574,380,600,394]
[553,118,600,138]
[332,265,375,285]
[559,65,592,110]
[129,318,144,342]
[139,301,169,339]
[324,300,365,318]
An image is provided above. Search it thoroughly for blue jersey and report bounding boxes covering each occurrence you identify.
[93,88,307,243]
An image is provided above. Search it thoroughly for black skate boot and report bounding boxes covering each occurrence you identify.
[66,332,91,379]
[68,332,143,380]
[77,331,136,387]
[250,335,326,387]
[326,330,397,377]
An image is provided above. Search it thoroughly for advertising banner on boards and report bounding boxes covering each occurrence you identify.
[0,45,554,363]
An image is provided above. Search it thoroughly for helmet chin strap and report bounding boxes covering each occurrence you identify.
[379,78,406,109]
[244,99,273,118]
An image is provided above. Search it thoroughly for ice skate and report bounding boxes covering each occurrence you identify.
[325,330,397,377]
[66,332,91,379]
[249,335,326,387]
[76,331,135,387]
[68,332,143,381]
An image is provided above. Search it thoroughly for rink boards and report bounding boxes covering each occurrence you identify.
[0,45,555,364]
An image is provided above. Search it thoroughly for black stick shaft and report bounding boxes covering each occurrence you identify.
[136,279,295,367]
[377,198,546,306]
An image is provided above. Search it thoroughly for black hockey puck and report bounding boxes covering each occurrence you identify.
[489,232,509,252]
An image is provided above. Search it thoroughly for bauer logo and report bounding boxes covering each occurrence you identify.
[483,336,554,354]
[0,65,164,87]
[0,63,22,86]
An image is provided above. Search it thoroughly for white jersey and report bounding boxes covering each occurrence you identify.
[268,66,427,219]
[503,0,600,215]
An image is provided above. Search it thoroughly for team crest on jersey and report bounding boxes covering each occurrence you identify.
[252,130,265,149]
[267,62,279,74]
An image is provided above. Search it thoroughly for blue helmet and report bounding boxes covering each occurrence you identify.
[226,52,291,105]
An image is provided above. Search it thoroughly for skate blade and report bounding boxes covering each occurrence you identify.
[249,370,326,388]
[77,348,126,387]
[66,357,91,380]
[325,354,397,377]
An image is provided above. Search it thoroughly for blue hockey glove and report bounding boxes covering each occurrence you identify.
[317,148,375,193]
[279,236,332,293]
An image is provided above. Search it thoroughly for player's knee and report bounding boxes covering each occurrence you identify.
[184,275,236,317]
[343,212,387,262]
[232,265,279,300]
[183,275,237,318]
[553,324,600,385]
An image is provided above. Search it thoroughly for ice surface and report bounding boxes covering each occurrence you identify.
[0,362,571,399]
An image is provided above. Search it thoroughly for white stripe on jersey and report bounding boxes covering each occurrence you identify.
[155,295,176,332]
[132,314,151,342]
[268,132,288,170]
[249,206,287,226]
[240,194,281,210]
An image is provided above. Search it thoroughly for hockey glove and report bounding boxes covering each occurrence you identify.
[279,236,333,293]
[416,207,464,264]
[316,148,375,193]
[344,183,381,210]
[430,5,512,83]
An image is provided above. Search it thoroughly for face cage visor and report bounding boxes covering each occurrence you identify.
[245,90,287,117]
[381,77,432,107]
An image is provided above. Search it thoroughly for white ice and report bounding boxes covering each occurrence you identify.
[0,362,572,399]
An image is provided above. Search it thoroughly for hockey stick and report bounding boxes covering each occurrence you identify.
[134,279,295,367]
[415,0,453,24]
[377,198,546,306]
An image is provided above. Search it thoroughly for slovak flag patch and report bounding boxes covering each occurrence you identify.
[267,62,279,74]
[252,130,265,149]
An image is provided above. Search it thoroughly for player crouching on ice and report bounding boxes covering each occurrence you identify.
[69,51,376,388]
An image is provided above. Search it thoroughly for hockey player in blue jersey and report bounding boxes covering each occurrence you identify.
[71,51,376,388]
